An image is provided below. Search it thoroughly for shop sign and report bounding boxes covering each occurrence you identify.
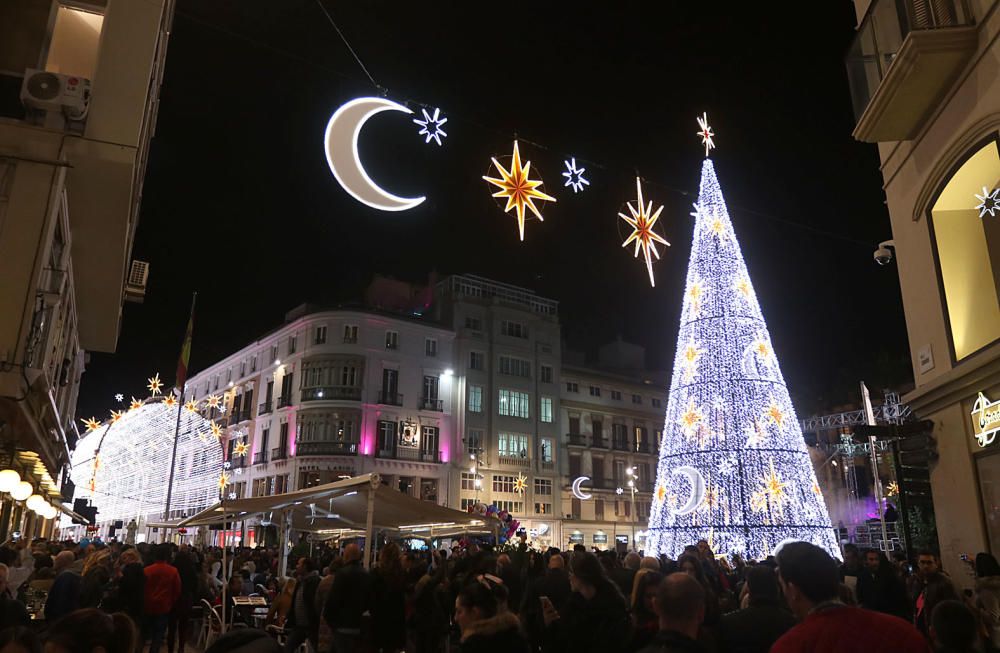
[593,533,608,544]
[972,392,1000,447]
[569,532,584,545]
[615,535,629,544]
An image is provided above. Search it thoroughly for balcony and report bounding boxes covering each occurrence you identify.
[591,437,608,449]
[258,401,272,415]
[271,447,288,461]
[498,454,531,467]
[230,409,251,424]
[377,391,403,406]
[300,386,362,402]
[566,433,587,447]
[846,0,976,142]
[377,446,442,463]
[230,457,245,469]
[420,397,443,412]
[253,451,268,465]
[277,396,292,409]
[636,442,651,454]
[295,441,358,456]
[612,437,630,451]
[343,336,358,344]
[541,460,555,471]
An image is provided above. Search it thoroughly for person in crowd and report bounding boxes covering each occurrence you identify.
[856,549,911,619]
[716,565,796,653]
[455,581,529,653]
[371,542,407,653]
[79,548,112,609]
[839,544,862,592]
[0,563,29,630]
[42,608,138,653]
[204,628,282,653]
[0,626,41,653]
[640,557,660,572]
[628,570,663,652]
[520,551,571,652]
[911,550,942,609]
[315,566,336,653]
[634,573,707,653]
[915,571,961,638]
[540,552,630,653]
[102,547,145,632]
[168,545,198,653]
[771,541,929,653]
[930,600,979,653]
[43,551,81,622]
[284,556,320,653]
[612,553,641,598]
[145,543,181,653]
[266,576,294,627]
[411,553,450,653]
[975,552,1000,650]
[676,554,720,626]
[323,543,372,653]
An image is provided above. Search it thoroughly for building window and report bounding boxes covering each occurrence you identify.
[377,420,395,453]
[540,438,553,463]
[465,316,482,330]
[540,365,553,383]
[493,474,516,493]
[288,335,297,354]
[651,398,662,408]
[534,478,553,495]
[467,429,483,453]
[315,326,327,345]
[385,331,399,350]
[495,500,523,513]
[540,396,553,423]
[271,344,279,363]
[589,386,601,397]
[612,423,628,449]
[566,382,578,393]
[240,361,246,377]
[470,351,485,370]
[423,376,439,401]
[341,365,359,386]
[928,137,1000,360]
[632,394,642,405]
[425,338,437,357]
[499,356,531,378]
[461,472,478,491]
[498,432,529,458]
[498,389,530,419]
[45,6,105,80]
[611,390,622,401]
[468,385,483,413]
[460,498,477,511]
[500,320,528,338]
[250,356,257,373]
[534,502,552,515]
[343,325,358,343]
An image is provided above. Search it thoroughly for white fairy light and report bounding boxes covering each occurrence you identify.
[647,159,840,561]
[562,158,590,193]
[413,107,448,146]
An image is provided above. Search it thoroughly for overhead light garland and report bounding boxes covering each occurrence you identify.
[483,140,556,241]
[619,177,670,287]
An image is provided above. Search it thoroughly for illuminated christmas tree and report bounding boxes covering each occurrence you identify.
[646,157,840,560]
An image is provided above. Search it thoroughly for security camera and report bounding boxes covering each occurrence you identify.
[874,240,895,266]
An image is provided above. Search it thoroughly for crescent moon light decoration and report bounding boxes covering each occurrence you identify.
[671,466,706,516]
[571,476,592,501]
[323,97,426,212]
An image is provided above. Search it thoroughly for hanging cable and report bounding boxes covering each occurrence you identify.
[314,0,384,94]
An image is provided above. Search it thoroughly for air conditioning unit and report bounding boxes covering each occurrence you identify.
[125,260,149,304]
[20,68,90,120]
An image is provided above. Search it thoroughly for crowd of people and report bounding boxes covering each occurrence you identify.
[0,533,996,653]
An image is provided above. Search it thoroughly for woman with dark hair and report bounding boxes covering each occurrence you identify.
[541,552,631,653]
[42,608,138,653]
[455,581,528,653]
[372,542,407,652]
[101,548,145,633]
[976,552,1000,651]
[677,553,721,626]
[628,570,662,652]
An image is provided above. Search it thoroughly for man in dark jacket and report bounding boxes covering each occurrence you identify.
[856,549,910,619]
[44,550,81,622]
[611,553,640,598]
[323,543,371,653]
[520,553,572,650]
[285,556,320,653]
[638,573,707,653]
[716,565,796,653]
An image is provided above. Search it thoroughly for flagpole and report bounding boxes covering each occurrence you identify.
[163,292,197,541]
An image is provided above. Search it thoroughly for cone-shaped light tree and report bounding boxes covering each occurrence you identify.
[646,158,840,560]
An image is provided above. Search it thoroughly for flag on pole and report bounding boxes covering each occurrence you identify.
[176,293,196,389]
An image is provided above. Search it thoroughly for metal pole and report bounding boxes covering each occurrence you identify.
[861,382,890,552]
[364,483,375,570]
[163,292,197,539]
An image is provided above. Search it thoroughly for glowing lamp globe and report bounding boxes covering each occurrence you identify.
[10,481,32,502]
[43,504,57,520]
[0,469,20,493]
[26,494,45,512]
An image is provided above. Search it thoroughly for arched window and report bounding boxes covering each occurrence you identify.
[929,135,1000,360]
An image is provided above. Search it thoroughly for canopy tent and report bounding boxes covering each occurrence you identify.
[178,473,487,569]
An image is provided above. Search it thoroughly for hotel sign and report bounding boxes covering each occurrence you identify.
[971,392,1000,447]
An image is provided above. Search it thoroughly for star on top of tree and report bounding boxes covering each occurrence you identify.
[146,373,163,396]
[696,112,716,157]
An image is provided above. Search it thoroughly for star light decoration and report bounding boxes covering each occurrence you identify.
[233,440,250,458]
[209,421,223,440]
[679,398,706,440]
[750,460,790,516]
[205,394,221,410]
[513,473,528,494]
[115,394,124,403]
[561,157,589,193]
[483,141,556,241]
[619,177,670,287]
[184,399,199,413]
[681,340,704,382]
[885,481,899,497]
[616,487,624,495]
[765,398,786,429]
[413,107,447,146]
[147,373,163,396]
[696,112,716,157]
[129,396,144,411]
[218,471,231,491]
[82,417,101,432]
[110,410,125,423]
[163,394,178,408]
[976,187,1000,218]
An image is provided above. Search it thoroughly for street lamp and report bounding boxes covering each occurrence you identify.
[625,467,637,551]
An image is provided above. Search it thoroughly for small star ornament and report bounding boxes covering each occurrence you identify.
[619,177,670,287]
[184,399,199,413]
[413,107,448,146]
[562,158,590,193]
[147,373,163,396]
[81,417,101,432]
[129,396,143,411]
[228,492,238,500]
[218,472,231,491]
[110,410,125,423]
[114,394,124,403]
[205,394,221,409]
[163,394,178,408]
[616,487,624,495]
[696,112,716,157]
[513,473,528,494]
[483,141,557,241]
[233,440,250,458]
[975,187,1000,218]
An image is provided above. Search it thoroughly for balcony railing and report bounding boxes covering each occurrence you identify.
[377,446,442,463]
[591,437,608,449]
[612,437,630,451]
[846,0,976,141]
[420,397,443,411]
[277,396,292,409]
[230,409,251,424]
[377,391,403,406]
[295,441,358,456]
[343,335,358,344]
[230,457,245,469]
[540,460,555,471]
[636,442,651,454]
[300,386,362,402]
[271,447,288,461]
[253,451,268,465]
[566,433,587,447]
[258,401,272,415]
[498,454,530,467]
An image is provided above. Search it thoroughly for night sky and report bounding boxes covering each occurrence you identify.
[78,1,911,420]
